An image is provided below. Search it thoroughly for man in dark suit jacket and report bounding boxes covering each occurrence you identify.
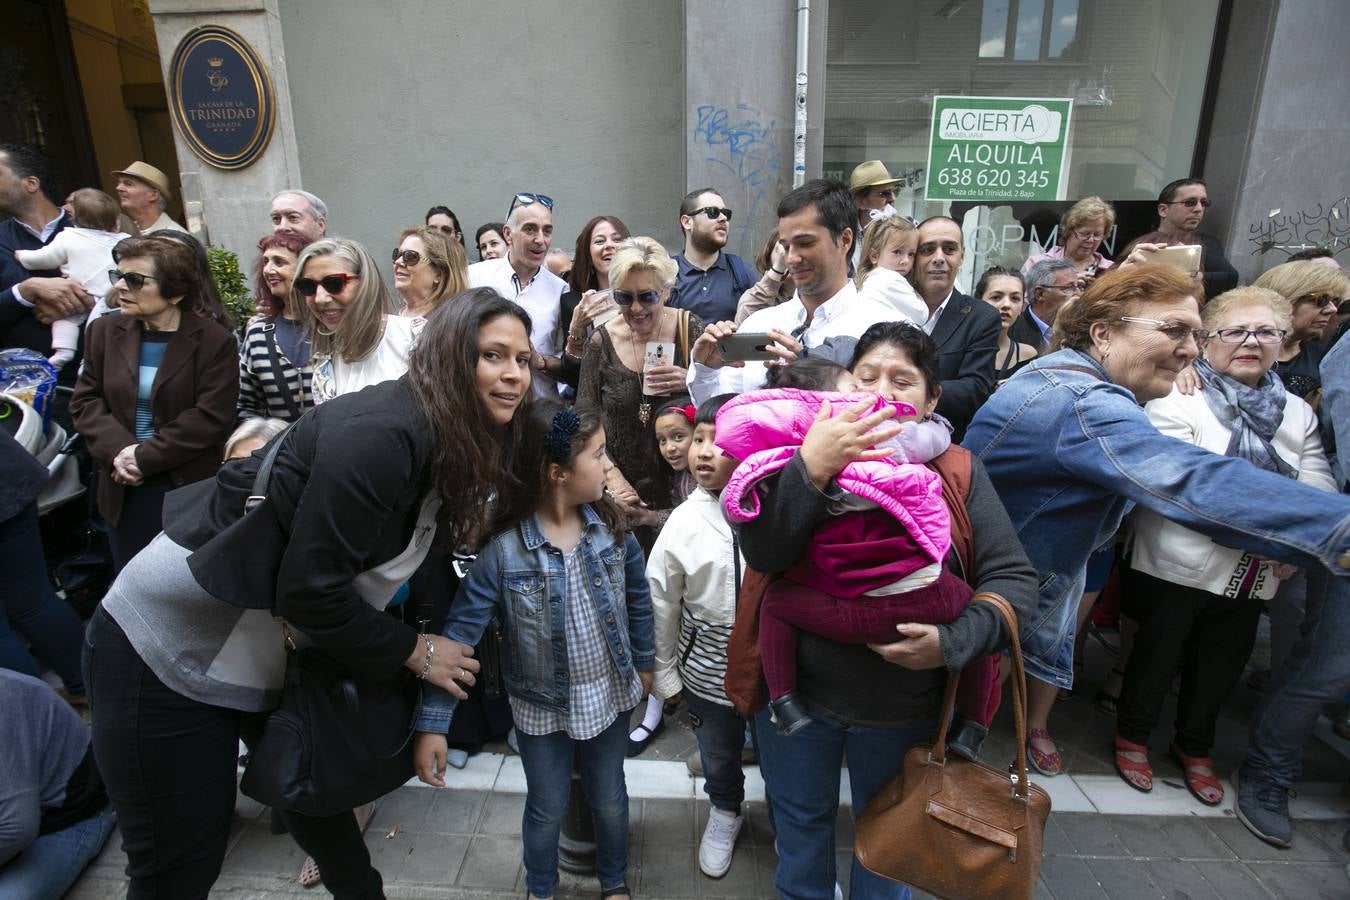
[912,216,999,441]
[1010,257,1081,352]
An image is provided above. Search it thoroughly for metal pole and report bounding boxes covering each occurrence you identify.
[556,763,596,874]
[793,0,811,187]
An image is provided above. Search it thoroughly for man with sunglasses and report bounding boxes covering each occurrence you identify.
[467,192,566,396]
[669,188,758,324]
[1119,178,1239,298]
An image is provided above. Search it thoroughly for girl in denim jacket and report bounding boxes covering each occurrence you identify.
[413,402,653,900]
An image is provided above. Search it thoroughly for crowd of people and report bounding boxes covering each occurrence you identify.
[2,138,1350,900]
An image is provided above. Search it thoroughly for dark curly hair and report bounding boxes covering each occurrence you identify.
[849,321,941,400]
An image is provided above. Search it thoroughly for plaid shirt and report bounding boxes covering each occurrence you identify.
[512,546,642,739]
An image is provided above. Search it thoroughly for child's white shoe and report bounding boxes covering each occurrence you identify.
[698,806,743,878]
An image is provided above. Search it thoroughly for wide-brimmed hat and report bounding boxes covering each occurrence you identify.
[111,161,173,201]
[849,160,901,194]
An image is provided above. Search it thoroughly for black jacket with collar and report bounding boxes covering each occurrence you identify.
[1008,306,1048,353]
[928,289,1000,441]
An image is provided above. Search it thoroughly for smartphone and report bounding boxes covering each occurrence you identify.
[1139,244,1201,275]
[715,332,778,362]
[589,289,619,327]
[643,341,675,396]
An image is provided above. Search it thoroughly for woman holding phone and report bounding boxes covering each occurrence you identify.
[576,237,704,538]
[559,215,630,388]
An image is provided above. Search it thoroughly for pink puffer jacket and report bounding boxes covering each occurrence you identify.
[715,388,951,567]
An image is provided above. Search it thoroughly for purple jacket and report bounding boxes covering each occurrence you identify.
[715,389,951,571]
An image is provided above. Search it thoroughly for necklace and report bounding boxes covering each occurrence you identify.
[629,308,668,426]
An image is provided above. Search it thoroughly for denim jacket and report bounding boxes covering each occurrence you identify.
[417,504,654,733]
[963,348,1350,688]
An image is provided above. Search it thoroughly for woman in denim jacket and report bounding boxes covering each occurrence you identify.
[414,402,653,900]
[964,264,1350,813]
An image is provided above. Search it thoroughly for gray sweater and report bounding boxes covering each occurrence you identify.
[737,450,1039,726]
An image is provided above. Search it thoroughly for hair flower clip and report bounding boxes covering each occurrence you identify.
[543,408,582,462]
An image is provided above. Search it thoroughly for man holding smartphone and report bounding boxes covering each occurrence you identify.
[1118,178,1239,298]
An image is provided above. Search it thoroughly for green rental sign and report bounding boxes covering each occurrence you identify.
[925,96,1073,203]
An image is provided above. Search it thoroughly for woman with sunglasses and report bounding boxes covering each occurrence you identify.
[1254,260,1350,405]
[576,237,704,540]
[963,264,1350,787]
[297,238,417,405]
[1114,286,1335,807]
[393,225,468,325]
[558,215,630,388]
[70,235,238,570]
[1023,196,1116,288]
[238,232,314,421]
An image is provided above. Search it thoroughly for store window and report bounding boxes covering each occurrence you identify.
[824,0,1223,278]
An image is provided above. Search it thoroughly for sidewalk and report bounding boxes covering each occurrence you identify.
[69,630,1350,898]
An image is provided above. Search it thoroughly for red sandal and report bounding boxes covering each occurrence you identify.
[1169,743,1224,806]
[1113,734,1152,793]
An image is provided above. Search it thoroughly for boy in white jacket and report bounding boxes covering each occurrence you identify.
[646,393,748,880]
[14,189,129,369]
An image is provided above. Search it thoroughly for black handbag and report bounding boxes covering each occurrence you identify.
[237,430,423,817]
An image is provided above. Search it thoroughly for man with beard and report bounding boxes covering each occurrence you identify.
[0,143,92,368]
[669,188,757,323]
[911,216,999,441]
[1119,178,1238,298]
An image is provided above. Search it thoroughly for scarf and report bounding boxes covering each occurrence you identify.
[1193,357,1296,478]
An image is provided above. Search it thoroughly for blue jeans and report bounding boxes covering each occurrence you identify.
[516,714,631,898]
[1244,570,1350,787]
[755,708,934,900]
[684,690,748,813]
[0,502,85,693]
[0,804,116,900]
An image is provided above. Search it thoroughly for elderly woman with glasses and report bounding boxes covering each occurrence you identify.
[393,225,468,325]
[1115,286,1336,806]
[576,237,704,535]
[963,265,1350,788]
[1023,196,1117,288]
[71,236,238,570]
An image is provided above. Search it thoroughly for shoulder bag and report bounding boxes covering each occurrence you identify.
[853,592,1051,900]
[239,430,425,817]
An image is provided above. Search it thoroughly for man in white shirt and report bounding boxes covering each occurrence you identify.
[111,162,186,235]
[468,192,566,395]
[687,179,900,406]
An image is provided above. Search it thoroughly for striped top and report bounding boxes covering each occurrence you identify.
[134,332,171,440]
[237,317,314,421]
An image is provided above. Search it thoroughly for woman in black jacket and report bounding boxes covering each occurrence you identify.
[83,289,536,899]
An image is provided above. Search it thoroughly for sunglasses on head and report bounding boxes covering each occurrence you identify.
[108,269,158,290]
[294,273,359,297]
[507,192,553,218]
[392,248,426,267]
[691,206,733,221]
[615,289,662,306]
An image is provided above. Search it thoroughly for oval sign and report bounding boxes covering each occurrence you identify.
[168,25,276,170]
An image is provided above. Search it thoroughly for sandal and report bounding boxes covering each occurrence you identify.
[1169,743,1224,806]
[1113,735,1152,793]
[1026,728,1063,776]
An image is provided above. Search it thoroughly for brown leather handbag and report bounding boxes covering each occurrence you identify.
[853,592,1051,900]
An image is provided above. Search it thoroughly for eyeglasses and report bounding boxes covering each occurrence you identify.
[1209,327,1287,345]
[507,192,553,217]
[108,269,159,290]
[1047,280,1084,295]
[1072,229,1106,241]
[294,273,359,297]
[1165,197,1211,209]
[1295,292,1339,308]
[392,248,427,267]
[1119,316,1207,344]
[614,289,662,306]
[691,206,733,221]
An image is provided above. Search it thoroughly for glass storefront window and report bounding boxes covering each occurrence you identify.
[825,0,1223,280]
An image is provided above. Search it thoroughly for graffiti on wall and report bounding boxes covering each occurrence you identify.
[692,103,781,243]
[1247,198,1350,258]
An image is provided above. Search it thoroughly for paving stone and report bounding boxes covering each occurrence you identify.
[1039,855,1109,899]
[1062,813,1129,857]
[424,788,487,835]
[1158,817,1239,861]
[1247,861,1350,900]
[744,801,775,847]
[1294,820,1350,861]
[635,843,698,897]
[363,829,414,883]
[642,797,695,845]
[369,787,435,833]
[477,792,526,835]
[1208,817,1338,862]
[835,849,853,896]
[697,842,760,897]
[1142,858,1223,899]
[1043,815,1076,856]
[1189,861,1276,899]
[751,844,781,895]
[224,822,308,875]
[455,835,523,889]
[1086,857,1164,899]
[834,805,855,850]
[1103,815,1173,858]
[398,833,470,884]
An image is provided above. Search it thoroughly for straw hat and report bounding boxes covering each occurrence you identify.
[111,161,174,201]
[848,160,901,194]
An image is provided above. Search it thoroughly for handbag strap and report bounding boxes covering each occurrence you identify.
[929,592,1032,799]
[261,322,304,420]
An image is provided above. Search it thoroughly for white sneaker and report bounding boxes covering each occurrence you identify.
[698,807,744,878]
